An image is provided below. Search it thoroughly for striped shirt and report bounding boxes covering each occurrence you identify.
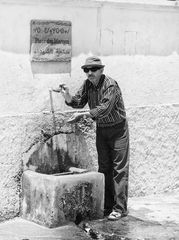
[66,74,126,127]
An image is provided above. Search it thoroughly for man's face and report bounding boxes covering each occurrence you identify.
[83,67,103,85]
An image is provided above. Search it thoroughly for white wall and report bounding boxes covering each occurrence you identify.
[0,1,100,55]
[100,4,179,55]
[0,0,179,56]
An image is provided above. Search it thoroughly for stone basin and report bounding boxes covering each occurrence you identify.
[21,170,104,228]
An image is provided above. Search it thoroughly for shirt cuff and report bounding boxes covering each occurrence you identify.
[89,108,99,120]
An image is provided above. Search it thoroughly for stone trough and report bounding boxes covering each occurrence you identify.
[21,134,104,228]
[22,170,104,228]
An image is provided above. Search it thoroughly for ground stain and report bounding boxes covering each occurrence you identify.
[80,215,178,240]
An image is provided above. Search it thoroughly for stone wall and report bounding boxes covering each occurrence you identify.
[128,104,179,196]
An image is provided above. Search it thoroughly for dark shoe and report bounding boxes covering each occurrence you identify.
[104,208,112,216]
[121,210,129,217]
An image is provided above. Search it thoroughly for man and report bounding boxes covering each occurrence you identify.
[53,56,130,220]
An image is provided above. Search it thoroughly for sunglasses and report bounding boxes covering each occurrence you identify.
[83,67,101,73]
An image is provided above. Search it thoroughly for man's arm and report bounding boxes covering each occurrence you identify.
[53,83,92,123]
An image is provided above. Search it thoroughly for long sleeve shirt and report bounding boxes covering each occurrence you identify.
[66,74,126,127]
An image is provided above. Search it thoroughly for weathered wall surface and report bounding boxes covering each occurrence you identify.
[128,104,179,196]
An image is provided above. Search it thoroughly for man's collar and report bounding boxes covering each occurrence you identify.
[96,74,105,89]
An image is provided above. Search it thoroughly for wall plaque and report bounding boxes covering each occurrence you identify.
[30,20,72,62]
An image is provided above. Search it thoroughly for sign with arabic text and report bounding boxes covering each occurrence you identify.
[30,20,71,62]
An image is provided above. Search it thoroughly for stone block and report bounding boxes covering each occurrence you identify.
[21,170,104,228]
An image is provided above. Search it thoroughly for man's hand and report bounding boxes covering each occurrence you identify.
[52,84,72,103]
[66,112,85,124]
[52,84,68,94]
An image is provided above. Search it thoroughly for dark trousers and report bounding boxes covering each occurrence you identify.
[96,120,130,214]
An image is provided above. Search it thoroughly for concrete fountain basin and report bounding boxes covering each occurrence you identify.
[21,169,104,228]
